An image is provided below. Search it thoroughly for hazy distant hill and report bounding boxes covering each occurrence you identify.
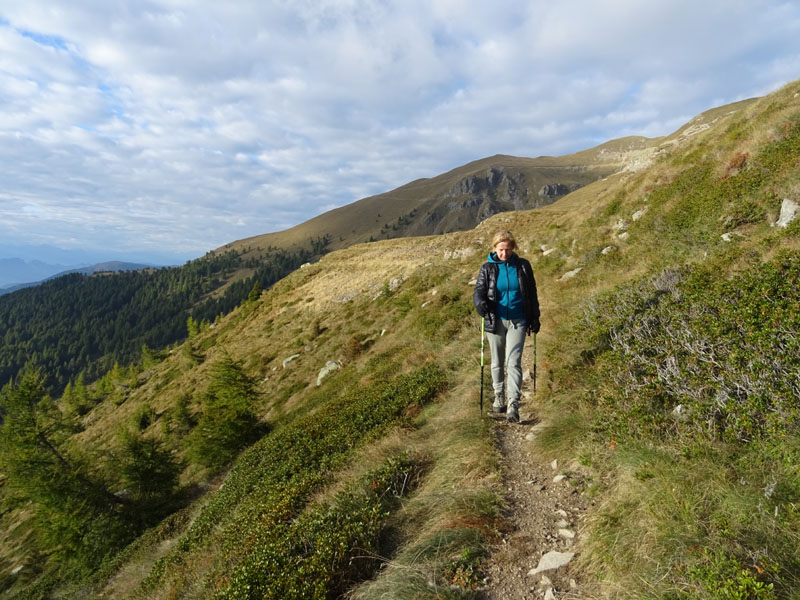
[0,261,156,296]
[0,257,72,289]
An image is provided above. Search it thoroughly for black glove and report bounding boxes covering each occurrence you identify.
[478,301,490,317]
[530,319,540,334]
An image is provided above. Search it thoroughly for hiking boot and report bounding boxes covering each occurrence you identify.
[489,392,506,415]
[506,402,520,423]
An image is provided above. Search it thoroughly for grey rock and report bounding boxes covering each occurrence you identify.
[558,528,576,539]
[528,551,575,575]
[316,361,341,386]
[721,232,743,242]
[539,183,572,197]
[282,354,301,368]
[559,267,582,281]
[601,245,616,255]
[777,198,799,228]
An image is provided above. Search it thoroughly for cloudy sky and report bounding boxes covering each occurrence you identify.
[1,0,799,265]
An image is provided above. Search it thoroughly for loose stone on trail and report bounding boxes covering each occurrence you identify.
[528,551,575,575]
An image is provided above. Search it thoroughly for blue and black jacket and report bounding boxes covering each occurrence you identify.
[473,252,540,335]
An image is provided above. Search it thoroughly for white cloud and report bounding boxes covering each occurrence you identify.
[0,0,798,262]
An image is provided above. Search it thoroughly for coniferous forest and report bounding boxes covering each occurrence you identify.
[0,238,329,395]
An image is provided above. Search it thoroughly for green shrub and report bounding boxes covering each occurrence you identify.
[576,251,800,597]
[582,251,800,443]
[414,290,473,341]
[219,453,423,599]
[131,403,156,431]
[678,548,775,600]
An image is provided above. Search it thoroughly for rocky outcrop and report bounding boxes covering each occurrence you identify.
[444,167,530,209]
[538,183,580,198]
[445,167,505,197]
[445,196,484,211]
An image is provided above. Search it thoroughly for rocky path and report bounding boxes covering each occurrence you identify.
[479,394,590,600]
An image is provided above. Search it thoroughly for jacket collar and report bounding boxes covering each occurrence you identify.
[488,251,518,265]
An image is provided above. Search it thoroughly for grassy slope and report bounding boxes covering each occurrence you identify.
[529,83,800,598]
[2,83,799,598]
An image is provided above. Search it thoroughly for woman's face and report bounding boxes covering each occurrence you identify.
[494,241,513,261]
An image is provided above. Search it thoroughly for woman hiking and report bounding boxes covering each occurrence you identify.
[473,229,540,423]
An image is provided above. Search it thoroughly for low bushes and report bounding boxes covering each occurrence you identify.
[219,452,424,599]
[139,363,446,597]
[583,251,800,443]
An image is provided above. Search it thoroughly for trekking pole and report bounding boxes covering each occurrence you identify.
[480,317,486,416]
[533,332,537,395]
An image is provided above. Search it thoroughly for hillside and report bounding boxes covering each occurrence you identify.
[1,81,799,600]
[0,245,325,393]
[0,128,683,395]
[0,132,663,395]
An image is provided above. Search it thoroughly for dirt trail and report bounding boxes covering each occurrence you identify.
[479,389,590,600]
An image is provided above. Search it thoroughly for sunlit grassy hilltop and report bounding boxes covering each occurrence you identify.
[1,79,799,599]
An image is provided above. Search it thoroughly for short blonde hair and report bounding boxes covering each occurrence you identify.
[491,229,517,250]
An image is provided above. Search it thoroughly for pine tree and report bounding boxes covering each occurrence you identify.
[187,354,263,469]
[248,281,262,302]
[116,428,182,521]
[0,367,130,568]
[186,315,200,338]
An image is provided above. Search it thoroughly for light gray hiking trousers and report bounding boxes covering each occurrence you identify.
[486,318,527,405]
